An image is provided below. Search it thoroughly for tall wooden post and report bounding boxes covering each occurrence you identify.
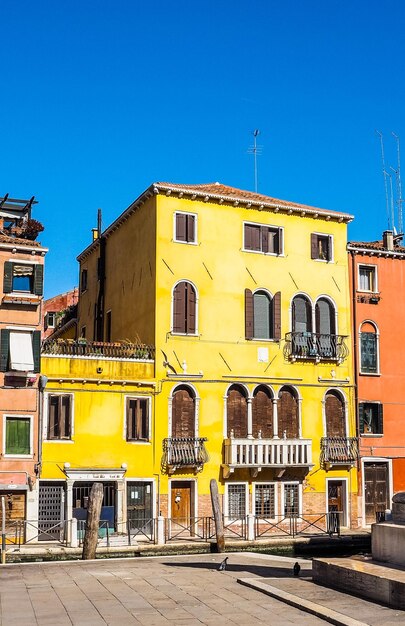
[210,479,225,553]
[82,483,103,560]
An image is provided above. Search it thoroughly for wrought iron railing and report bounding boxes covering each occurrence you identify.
[161,437,209,472]
[42,338,155,360]
[321,437,359,464]
[284,332,349,362]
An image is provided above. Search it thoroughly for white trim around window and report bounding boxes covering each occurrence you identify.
[280,481,302,518]
[224,482,249,519]
[123,395,152,444]
[312,232,334,263]
[253,481,278,521]
[173,211,198,245]
[357,263,378,293]
[2,414,34,458]
[242,221,284,256]
[43,392,75,441]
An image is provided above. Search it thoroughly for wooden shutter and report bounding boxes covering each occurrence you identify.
[328,236,333,261]
[325,392,345,437]
[61,396,71,439]
[186,283,196,333]
[172,388,195,437]
[244,224,253,250]
[227,387,248,438]
[377,404,383,435]
[278,389,299,438]
[176,213,187,241]
[32,331,41,373]
[261,227,269,253]
[245,289,254,339]
[3,261,13,293]
[48,395,59,439]
[272,291,281,340]
[311,233,319,259]
[358,403,365,434]
[33,264,44,296]
[186,215,195,242]
[173,282,186,333]
[127,399,135,439]
[277,228,283,255]
[252,388,273,437]
[0,329,10,372]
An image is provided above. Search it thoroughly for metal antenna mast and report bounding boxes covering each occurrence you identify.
[376,130,391,229]
[392,132,403,235]
[248,130,262,193]
[387,172,395,234]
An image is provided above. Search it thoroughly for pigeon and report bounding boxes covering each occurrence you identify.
[218,557,228,571]
[293,561,301,576]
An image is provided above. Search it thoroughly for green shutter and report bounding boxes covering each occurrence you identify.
[3,261,13,293]
[6,418,30,455]
[377,404,383,435]
[33,264,44,296]
[32,331,41,372]
[0,329,10,372]
[359,403,365,434]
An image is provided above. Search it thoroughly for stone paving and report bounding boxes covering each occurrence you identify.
[0,552,403,625]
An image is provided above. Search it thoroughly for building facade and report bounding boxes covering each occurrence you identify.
[0,196,47,536]
[349,231,405,526]
[43,287,78,339]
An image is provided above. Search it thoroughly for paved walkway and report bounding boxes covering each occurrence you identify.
[0,552,403,625]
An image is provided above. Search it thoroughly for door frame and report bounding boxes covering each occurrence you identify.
[168,478,197,520]
[361,457,392,527]
[124,478,156,522]
[326,477,349,527]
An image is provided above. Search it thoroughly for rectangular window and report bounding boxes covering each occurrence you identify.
[0,330,41,373]
[45,312,56,329]
[244,223,283,255]
[227,484,247,518]
[81,269,88,292]
[255,484,275,518]
[311,233,333,261]
[283,483,300,517]
[3,262,43,296]
[359,265,377,292]
[126,398,149,441]
[359,402,383,435]
[5,417,31,455]
[47,395,72,440]
[175,212,196,243]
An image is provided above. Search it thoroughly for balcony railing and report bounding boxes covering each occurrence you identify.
[162,437,209,473]
[284,332,349,363]
[42,339,155,360]
[223,438,312,477]
[320,437,359,465]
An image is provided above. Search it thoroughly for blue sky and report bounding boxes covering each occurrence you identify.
[1,0,405,297]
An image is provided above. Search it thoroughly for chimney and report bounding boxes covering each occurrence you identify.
[383,230,394,251]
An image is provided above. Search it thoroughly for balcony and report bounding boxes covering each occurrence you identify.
[162,437,209,474]
[320,437,359,467]
[284,332,349,363]
[223,437,313,478]
[42,339,155,360]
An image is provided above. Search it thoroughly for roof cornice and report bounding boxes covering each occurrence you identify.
[0,242,48,254]
[347,243,405,258]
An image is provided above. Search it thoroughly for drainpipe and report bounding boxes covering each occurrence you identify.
[37,375,48,479]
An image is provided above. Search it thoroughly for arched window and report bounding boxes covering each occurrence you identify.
[227,385,248,438]
[292,295,312,333]
[278,386,299,438]
[325,390,346,437]
[245,289,281,340]
[360,322,378,374]
[316,298,336,358]
[252,386,273,438]
[171,385,195,438]
[172,281,196,334]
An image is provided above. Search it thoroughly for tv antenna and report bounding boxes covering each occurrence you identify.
[248,129,262,193]
[392,132,403,235]
[376,130,391,229]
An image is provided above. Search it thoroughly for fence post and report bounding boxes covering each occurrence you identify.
[70,518,78,548]
[157,516,165,545]
[247,514,255,541]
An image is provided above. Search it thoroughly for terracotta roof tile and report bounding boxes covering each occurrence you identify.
[348,240,405,253]
[0,232,42,247]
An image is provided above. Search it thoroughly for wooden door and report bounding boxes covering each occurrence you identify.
[364,463,389,525]
[171,481,193,532]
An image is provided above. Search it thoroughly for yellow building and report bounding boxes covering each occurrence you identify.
[40,182,359,537]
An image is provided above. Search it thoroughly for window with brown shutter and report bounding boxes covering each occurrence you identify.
[252,386,273,437]
[172,281,197,334]
[175,212,196,243]
[244,223,283,254]
[227,385,248,438]
[325,391,345,437]
[311,233,333,261]
[127,397,150,441]
[47,394,72,440]
[278,387,299,438]
[171,386,195,437]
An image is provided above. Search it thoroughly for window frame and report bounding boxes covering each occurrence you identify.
[359,321,380,376]
[80,268,88,293]
[171,280,198,336]
[44,393,74,441]
[359,402,383,436]
[281,481,302,518]
[173,211,198,245]
[3,260,44,297]
[225,482,249,519]
[0,328,41,373]
[358,264,378,293]
[124,396,151,443]
[311,233,334,262]
[243,222,284,256]
[3,414,33,457]
[45,312,56,330]
[253,482,277,520]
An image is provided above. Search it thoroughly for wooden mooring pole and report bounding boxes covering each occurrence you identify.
[1,496,6,565]
[82,483,103,560]
[210,479,225,553]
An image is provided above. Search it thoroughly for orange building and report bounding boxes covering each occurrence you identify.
[43,287,78,339]
[349,231,405,526]
[0,196,47,535]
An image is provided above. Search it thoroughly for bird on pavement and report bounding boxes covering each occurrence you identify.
[293,561,301,576]
[218,557,228,571]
